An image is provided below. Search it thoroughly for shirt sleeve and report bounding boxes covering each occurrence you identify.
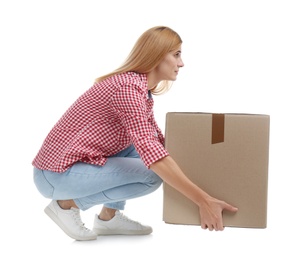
[111,85,169,167]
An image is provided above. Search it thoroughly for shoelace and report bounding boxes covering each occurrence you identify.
[71,208,91,231]
[116,212,141,225]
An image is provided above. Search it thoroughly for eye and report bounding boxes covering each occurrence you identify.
[174,51,181,58]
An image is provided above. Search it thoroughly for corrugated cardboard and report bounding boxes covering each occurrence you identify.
[163,112,270,228]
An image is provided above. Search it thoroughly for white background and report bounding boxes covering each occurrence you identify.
[1,0,304,259]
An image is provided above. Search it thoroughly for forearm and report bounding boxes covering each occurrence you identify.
[150,155,210,207]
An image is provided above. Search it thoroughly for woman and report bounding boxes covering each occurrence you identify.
[32,26,238,241]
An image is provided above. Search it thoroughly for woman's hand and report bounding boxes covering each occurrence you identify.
[150,156,238,231]
[198,196,238,231]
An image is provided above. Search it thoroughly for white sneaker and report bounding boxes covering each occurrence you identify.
[92,211,153,235]
[44,200,97,241]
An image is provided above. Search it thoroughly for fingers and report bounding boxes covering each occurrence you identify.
[223,202,238,213]
[199,199,238,231]
[204,202,236,231]
[201,223,213,230]
[201,218,224,231]
[201,208,226,231]
[201,223,224,231]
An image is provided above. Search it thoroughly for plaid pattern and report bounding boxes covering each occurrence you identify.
[32,72,169,172]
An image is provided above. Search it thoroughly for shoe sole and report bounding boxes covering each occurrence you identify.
[92,227,153,236]
[44,206,97,241]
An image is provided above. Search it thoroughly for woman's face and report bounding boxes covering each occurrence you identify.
[155,47,184,81]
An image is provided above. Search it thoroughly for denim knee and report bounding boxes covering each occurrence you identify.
[149,172,163,190]
[33,167,54,198]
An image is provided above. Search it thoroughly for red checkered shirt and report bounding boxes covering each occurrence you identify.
[32,72,169,172]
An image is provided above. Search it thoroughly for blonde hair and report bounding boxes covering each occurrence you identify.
[95,26,182,95]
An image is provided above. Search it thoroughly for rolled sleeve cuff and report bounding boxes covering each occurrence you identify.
[136,140,169,168]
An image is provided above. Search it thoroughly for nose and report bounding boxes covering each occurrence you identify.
[178,58,184,68]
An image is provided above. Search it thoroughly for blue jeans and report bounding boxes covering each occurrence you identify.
[33,145,163,211]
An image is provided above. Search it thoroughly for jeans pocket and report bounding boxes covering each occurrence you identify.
[33,167,54,198]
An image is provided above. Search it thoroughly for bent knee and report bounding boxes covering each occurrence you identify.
[148,171,163,189]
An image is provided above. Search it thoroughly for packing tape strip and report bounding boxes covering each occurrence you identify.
[212,114,225,144]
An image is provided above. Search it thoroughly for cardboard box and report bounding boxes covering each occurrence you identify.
[163,112,270,228]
